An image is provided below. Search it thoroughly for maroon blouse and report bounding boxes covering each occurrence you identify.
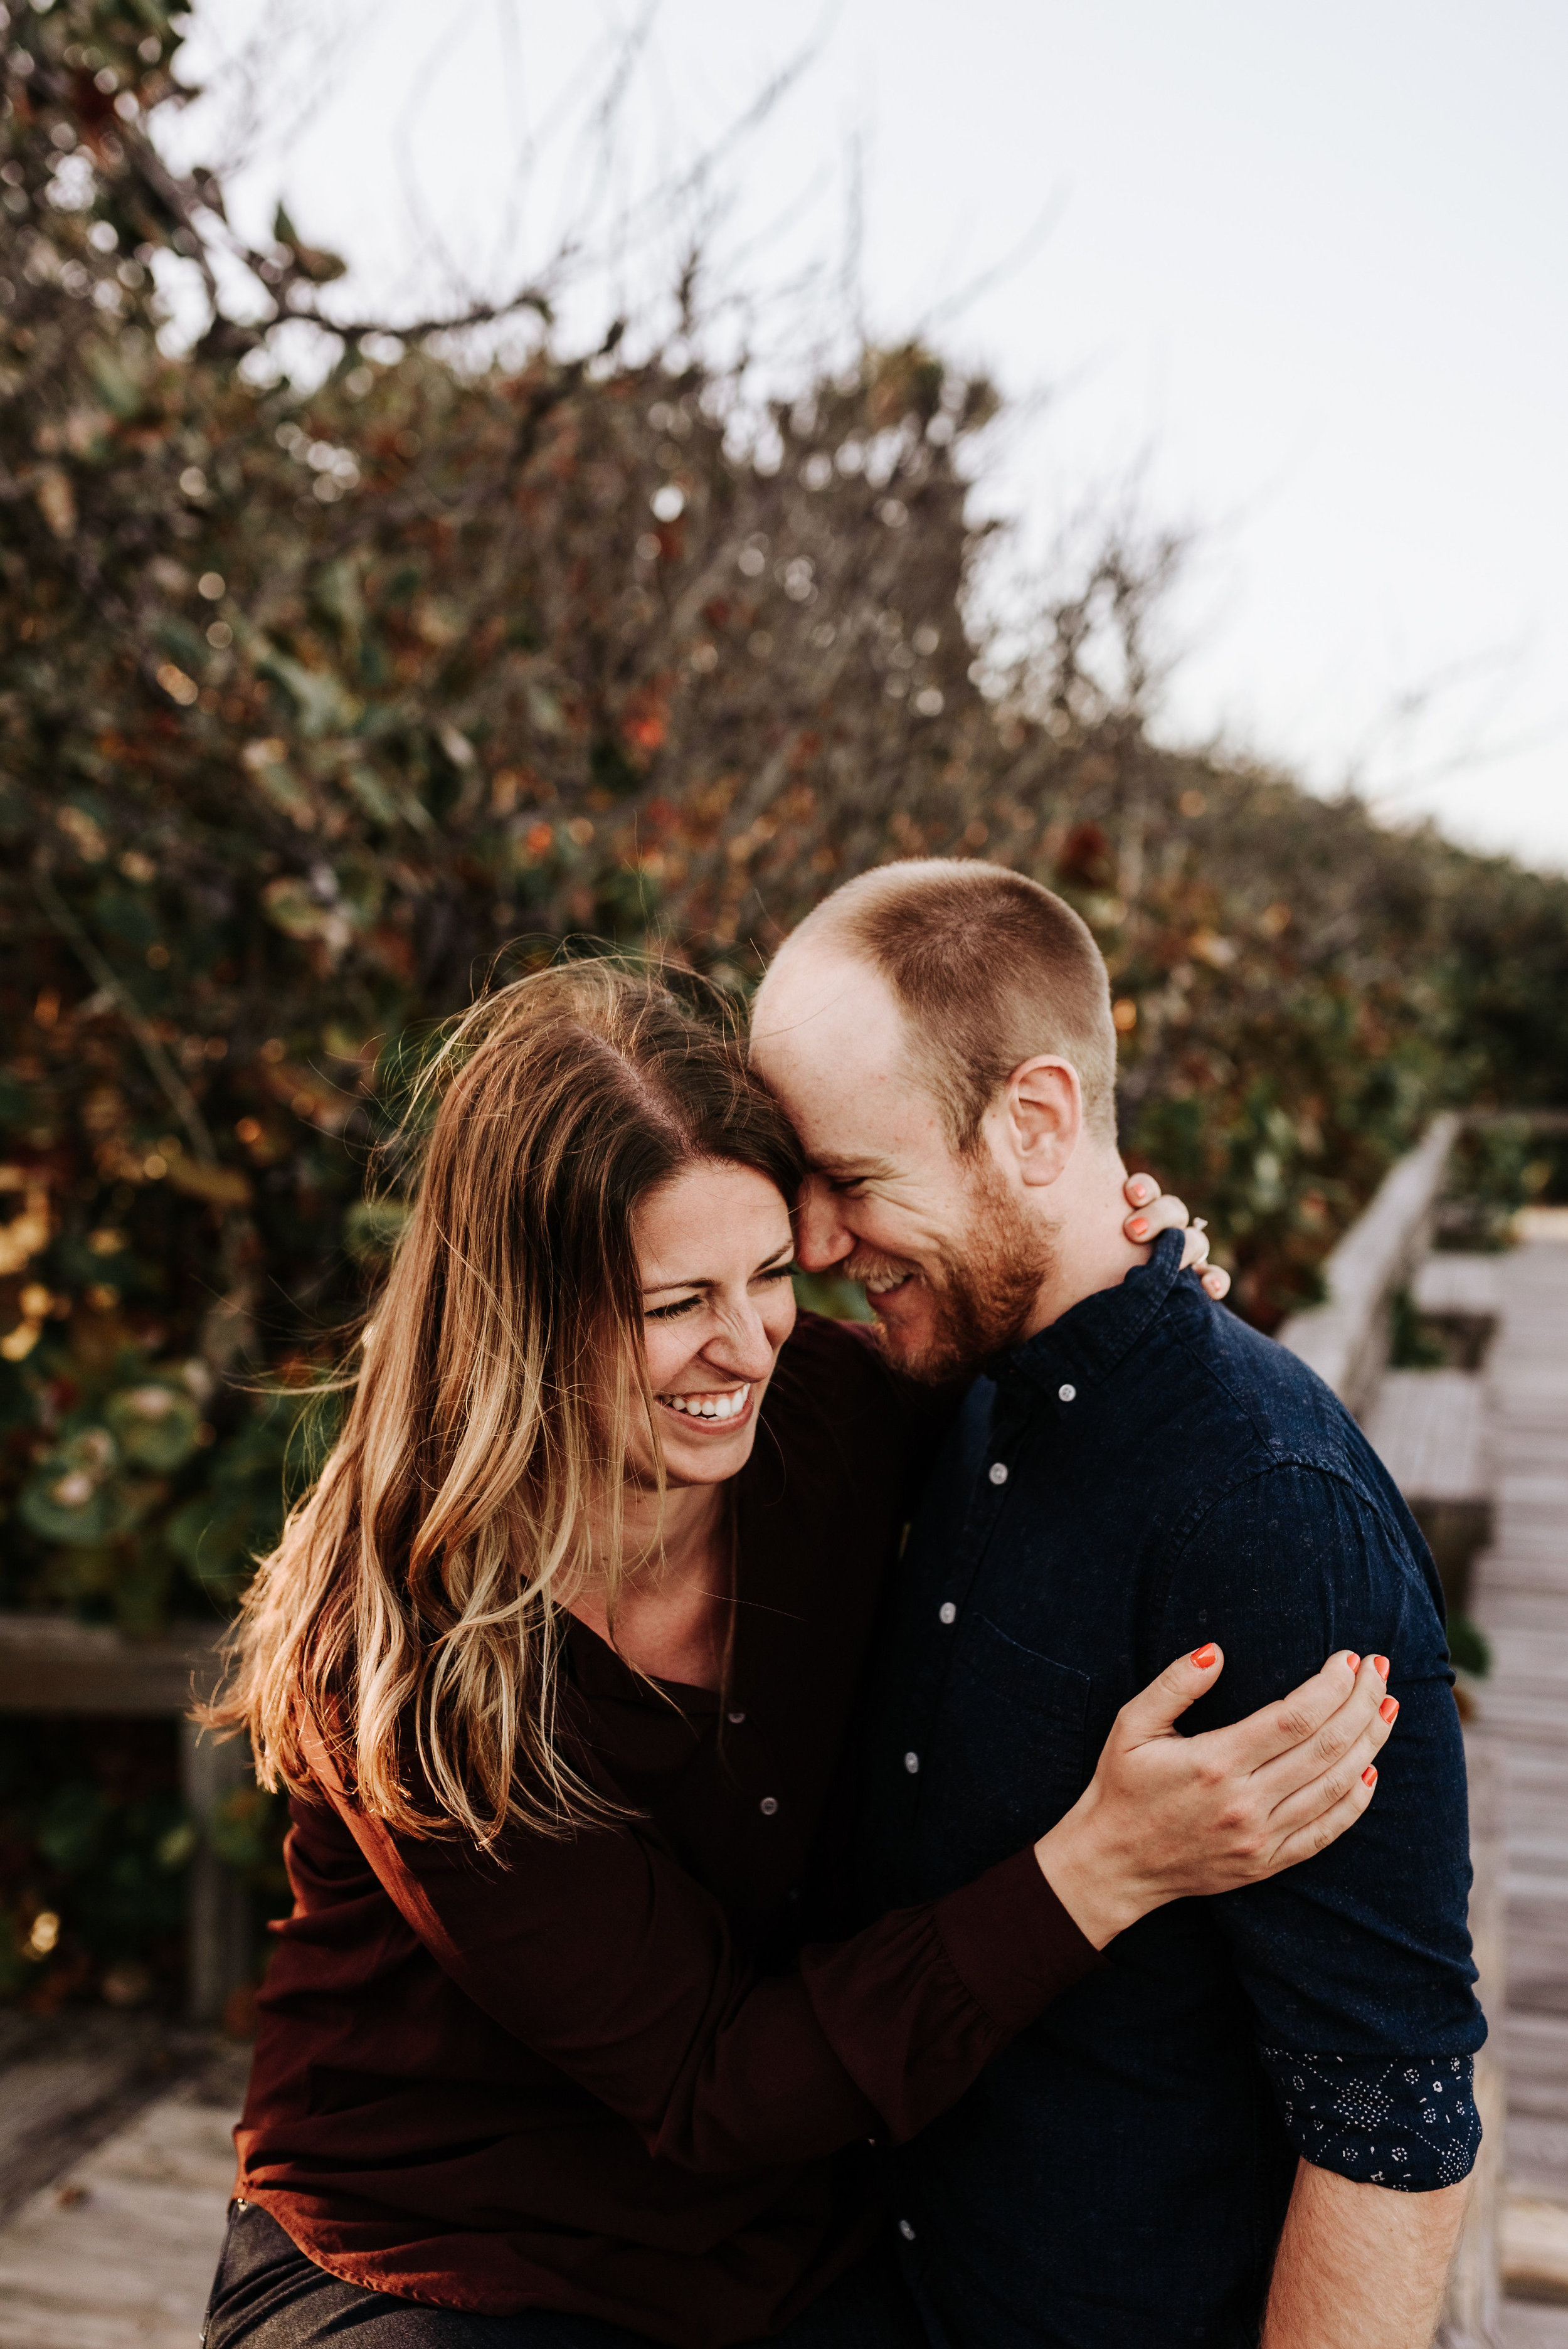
[235,1315,1096,2348]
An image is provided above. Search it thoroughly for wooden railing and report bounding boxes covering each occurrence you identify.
[1276,1111,1462,1416]
[0,1615,250,2023]
[1278,1115,1502,2348]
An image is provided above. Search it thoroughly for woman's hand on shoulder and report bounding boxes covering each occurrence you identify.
[1034,1645,1397,1949]
[1121,1170,1230,1302]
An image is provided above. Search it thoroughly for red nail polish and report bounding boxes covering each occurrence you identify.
[1129,1219,1148,1239]
[1374,1655,1390,1680]
[1191,1643,1217,1669]
[1345,1653,1361,1672]
[1362,1766,1377,1787]
[1379,1696,1399,1723]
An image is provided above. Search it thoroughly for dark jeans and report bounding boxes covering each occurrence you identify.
[203,2202,931,2349]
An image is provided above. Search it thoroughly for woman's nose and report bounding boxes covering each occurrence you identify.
[710,1307,778,1383]
[793,1175,854,1272]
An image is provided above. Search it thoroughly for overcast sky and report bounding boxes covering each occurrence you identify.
[172,0,1568,871]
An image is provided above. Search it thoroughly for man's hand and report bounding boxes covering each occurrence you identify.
[1037,1646,1397,1948]
[1263,2159,1470,2348]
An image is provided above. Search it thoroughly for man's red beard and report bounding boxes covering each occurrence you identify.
[843,1160,1056,1384]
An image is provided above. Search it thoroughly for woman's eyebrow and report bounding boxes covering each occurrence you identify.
[640,1243,794,1295]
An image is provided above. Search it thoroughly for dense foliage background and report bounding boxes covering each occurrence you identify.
[3,0,1566,2005]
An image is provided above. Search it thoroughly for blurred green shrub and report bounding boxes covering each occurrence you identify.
[1436,1117,1547,1251]
[3,0,1568,1658]
[1446,1613,1493,1680]
[0,1717,189,2010]
[1389,1286,1449,1371]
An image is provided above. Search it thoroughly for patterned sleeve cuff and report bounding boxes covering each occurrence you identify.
[1258,2048,1481,2191]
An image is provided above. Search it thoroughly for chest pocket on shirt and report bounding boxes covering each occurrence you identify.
[933,1617,1093,1874]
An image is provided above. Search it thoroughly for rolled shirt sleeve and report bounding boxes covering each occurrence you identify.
[1159,1459,1487,2192]
[1258,2047,1481,2190]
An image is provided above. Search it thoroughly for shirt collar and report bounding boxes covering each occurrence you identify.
[992,1226,1190,1403]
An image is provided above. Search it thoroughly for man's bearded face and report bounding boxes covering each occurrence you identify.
[840,1151,1057,1383]
[748,945,1062,1382]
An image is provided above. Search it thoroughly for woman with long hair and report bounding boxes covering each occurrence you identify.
[201,962,1396,2349]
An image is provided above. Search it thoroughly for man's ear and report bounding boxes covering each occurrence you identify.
[1001,1056,1082,1189]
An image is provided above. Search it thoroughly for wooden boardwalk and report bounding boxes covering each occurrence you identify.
[0,2084,235,2349]
[1471,1233,1568,2345]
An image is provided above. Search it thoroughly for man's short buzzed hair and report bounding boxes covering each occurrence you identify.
[789,858,1119,1148]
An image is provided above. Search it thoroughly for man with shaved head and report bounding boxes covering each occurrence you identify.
[750,860,1482,2349]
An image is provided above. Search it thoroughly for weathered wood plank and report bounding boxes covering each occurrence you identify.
[1499,2303,1568,2345]
[1510,2118,1568,2200]
[0,2014,188,2224]
[1414,1253,1503,1321]
[1504,2195,1568,2308]
[0,2087,235,2349]
[1443,1227,1568,2334]
[1364,1370,1492,1505]
[0,1615,223,1714]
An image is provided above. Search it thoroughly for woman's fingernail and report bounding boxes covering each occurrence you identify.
[1362,1766,1378,1787]
[1128,1219,1149,1239]
[1379,1696,1399,1723]
[1345,1653,1360,1672]
[1191,1643,1217,1669]
[1374,1655,1390,1680]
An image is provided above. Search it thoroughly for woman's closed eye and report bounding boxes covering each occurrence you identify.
[644,1264,797,1321]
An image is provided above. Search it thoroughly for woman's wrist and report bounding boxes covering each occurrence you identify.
[1032,1790,1151,1952]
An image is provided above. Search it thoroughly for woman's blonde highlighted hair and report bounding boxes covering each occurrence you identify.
[203,962,803,1842]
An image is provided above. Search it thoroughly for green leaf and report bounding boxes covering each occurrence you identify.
[37,1782,109,1872]
[342,765,400,825]
[209,1783,287,1874]
[20,1429,140,1545]
[344,1196,408,1265]
[105,1381,202,1471]
[83,343,145,421]
[156,1820,197,1870]
[254,646,359,737]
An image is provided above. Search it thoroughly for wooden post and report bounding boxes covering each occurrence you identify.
[1439,1732,1506,2349]
[178,1721,254,2027]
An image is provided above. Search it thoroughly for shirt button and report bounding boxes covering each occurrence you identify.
[988,1461,1009,1485]
[727,1710,746,1725]
[759,1796,778,1816]
[898,2219,916,2241]
[903,1751,920,1774]
[1058,1382,1077,1403]
[938,1601,956,1626]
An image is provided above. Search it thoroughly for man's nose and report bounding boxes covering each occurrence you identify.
[793,1175,854,1272]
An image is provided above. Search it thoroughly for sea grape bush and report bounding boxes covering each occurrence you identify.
[3,0,1568,1652]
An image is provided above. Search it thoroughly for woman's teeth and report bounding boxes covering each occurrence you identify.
[659,1384,751,1421]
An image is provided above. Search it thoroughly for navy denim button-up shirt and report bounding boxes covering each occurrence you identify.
[861,1231,1485,2349]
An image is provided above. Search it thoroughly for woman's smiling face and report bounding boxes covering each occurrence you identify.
[631,1159,798,1487]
